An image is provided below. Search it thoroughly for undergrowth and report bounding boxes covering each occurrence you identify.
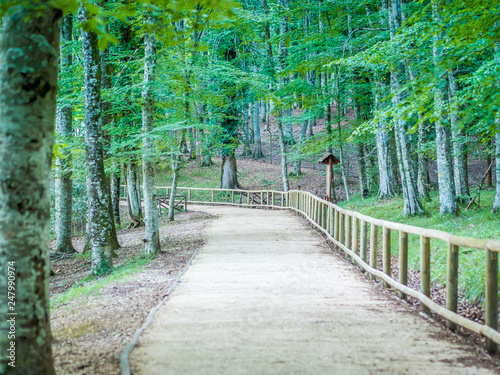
[51,254,152,308]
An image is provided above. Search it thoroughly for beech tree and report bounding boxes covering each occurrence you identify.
[0,2,61,373]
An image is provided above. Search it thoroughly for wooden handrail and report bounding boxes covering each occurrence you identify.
[140,185,499,352]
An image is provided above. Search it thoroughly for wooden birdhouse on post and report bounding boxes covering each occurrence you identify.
[318,153,340,202]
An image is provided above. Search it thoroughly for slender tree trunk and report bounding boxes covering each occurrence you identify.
[80,5,114,274]
[493,43,500,212]
[448,69,469,199]
[110,162,121,226]
[389,0,424,215]
[417,122,431,200]
[277,121,290,192]
[433,0,457,215]
[55,14,76,254]
[168,155,180,221]
[126,160,143,227]
[334,67,350,200]
[252,100,264,159]
[142,13,161,255]
[0,4,60,374]
[188,127,196,160]
[486,151,493,188]
[241,104,252,156]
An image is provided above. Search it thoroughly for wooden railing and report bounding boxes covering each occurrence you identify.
[146,187,499,353]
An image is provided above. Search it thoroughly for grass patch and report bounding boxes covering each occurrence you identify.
[339,189,500,303]
[51,255,152,308]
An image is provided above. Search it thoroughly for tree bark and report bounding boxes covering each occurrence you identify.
[54,14,76,254]
[221,154,244,189]
[448,69,469,199]
[433,0,457,215]
[389,0,424,215]
[142,12,161,255]
[110,162,121,226]
[80,5,114,273]
[0,3,60,374]
[276,121,290,192]
[126,160,143,227]
[252,100,264,159]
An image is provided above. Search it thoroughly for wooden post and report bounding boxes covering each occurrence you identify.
[334,210,339,241]
[352,217,359,255]
[231,190,235,204]
[188,189,191,202]
[399,231,408,299]
[370,224,378,280]
[272,192,275,206]
[360,220,367,263]
[420,236,431,314]
[345,214,351,249]
[339,213,345,244]
[383,227,391,288]
[211,190,214,203]
[329,208,334,236]
[485,249,499,353]
[446,243,459,330]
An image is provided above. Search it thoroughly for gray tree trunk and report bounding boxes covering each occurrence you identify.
[389,0,424,215]
[110,162,121,226]
[417,122,431,200]
[80,5,115,274]
[334,67,350,200]
[55,14,76,254]
[277,121,290,192]
[221,154,243,189]
[433,0,457,215]
[142,14,161,255]
[494,132,500,212]
[448,69,469,199]
[0,4,60,374]
[252,100,264,159]
[168,155,180,222]
[126,160,143,227]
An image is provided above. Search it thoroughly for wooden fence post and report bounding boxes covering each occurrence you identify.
[352,217,359,255]
[420,236,431,314]
[446,243,459,330]
[370,224,378,281]
[485,249,499,353]
[334,210,339,241]
[345,214,352,249]
[383,227,391,288]
[360,220,367,263]
[339,213,345,244]
[399,231,408,299]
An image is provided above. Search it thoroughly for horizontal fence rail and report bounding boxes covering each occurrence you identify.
[126,186,499,353]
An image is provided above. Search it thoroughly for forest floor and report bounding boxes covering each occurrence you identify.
[130,205,499,374]
[49,209,215,375]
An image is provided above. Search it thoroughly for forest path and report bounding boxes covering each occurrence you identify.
[129,206,496,375]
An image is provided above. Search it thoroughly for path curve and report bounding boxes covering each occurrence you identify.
[130,206,497,374]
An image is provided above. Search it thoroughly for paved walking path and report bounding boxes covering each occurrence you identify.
[130,206,497,374]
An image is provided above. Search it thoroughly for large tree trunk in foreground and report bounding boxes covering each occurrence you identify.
[80,6,114,274]
[221,154,244,189]
[142,15,161,255]
[54,14,76,254]
[0,4,61,374]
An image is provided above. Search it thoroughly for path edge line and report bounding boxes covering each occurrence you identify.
[119,218,212,375]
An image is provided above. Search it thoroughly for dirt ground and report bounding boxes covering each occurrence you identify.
[49,210,215,375]
[130,206,500,375]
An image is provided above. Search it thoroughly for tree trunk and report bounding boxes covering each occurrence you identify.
[433,0,457,215]
[142,13,161,255]
[110,162,121,226]
[0,4,60,374]
[126,161,143,227]
[388,0,424,215]
[241,104,252,156]
[276,121,290,192]
[493,133,500,212]
[486,152,493,188]
[80,5,114,274]
[334,67,350,200]
[220,154,244,189]
[54,14,76,254]
[252,100,264,159]
[168,156,180,222]
[417,122,431,200]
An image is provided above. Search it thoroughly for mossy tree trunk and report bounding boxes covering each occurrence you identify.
[54,14,76,255]
[80,5,114,274]
[0,3,61,374]
[142,12,161,255]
